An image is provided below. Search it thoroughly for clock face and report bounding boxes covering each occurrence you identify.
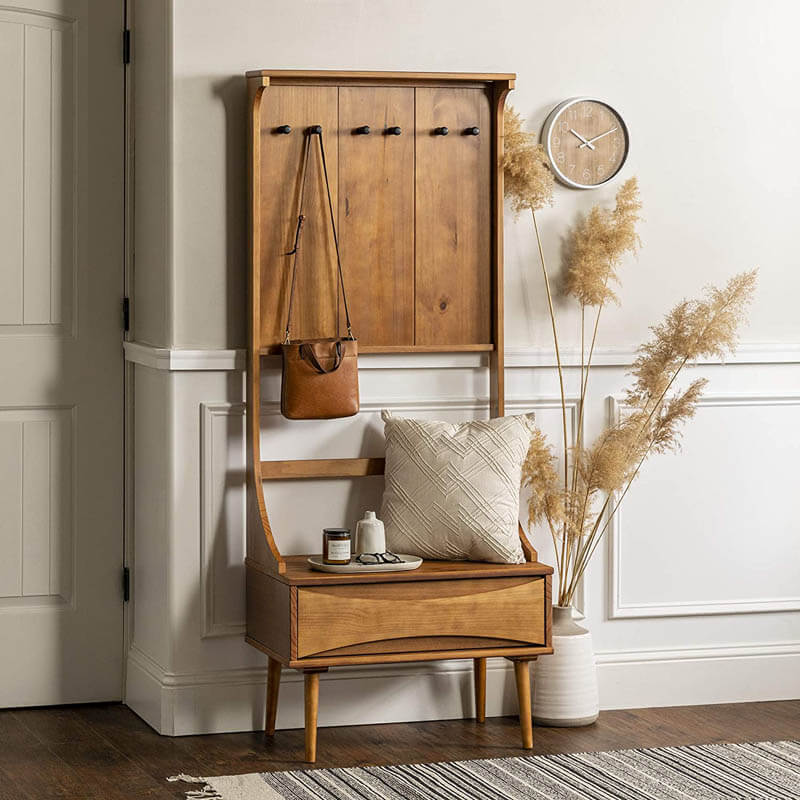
[541,98,629,189]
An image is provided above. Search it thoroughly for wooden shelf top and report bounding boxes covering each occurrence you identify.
[245,69,516,84]
[254,556,553,586]
[259,343,494,356]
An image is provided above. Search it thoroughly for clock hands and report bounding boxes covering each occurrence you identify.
[569,128,595,150]
[579,126,618,149]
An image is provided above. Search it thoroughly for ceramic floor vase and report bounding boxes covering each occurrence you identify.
[532,605,599,726]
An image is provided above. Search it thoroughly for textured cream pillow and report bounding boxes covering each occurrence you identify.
[380,410,533,564]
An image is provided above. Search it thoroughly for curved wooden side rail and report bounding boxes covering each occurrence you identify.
[247,76,285,575]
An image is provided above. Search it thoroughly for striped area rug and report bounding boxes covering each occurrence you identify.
[169,740,800,799]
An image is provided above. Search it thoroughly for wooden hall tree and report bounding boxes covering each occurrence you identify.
[245,70,553,762]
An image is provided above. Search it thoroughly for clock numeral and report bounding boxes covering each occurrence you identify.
[560,120,569,133]
[582,168,591,181]
[568,163,575,172]
[556,151,565,163]
[551,135,560,147]
[597,165,606,177]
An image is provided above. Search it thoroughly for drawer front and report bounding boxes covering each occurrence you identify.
[296,576,545,659]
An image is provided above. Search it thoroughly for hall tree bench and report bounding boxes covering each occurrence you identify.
[245,69,554,762]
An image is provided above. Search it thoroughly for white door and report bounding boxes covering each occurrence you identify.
[0,0,124,705]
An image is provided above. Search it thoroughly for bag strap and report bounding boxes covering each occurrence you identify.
[299,340,343,374]
[284,127,353,344]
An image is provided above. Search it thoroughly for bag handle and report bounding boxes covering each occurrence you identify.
[299,340,343,374]
[284,126,353,344]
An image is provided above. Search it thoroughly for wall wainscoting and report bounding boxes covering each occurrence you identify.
[126,341,800,735]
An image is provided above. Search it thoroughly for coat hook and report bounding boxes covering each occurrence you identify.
[307,124,322,135]
[464,126,480,136]
[434,126,449,136]
[354,125,370,135]
[274,125,291,135]
[386,126,402,136]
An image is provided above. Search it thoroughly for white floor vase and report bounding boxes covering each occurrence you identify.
[533,605,599,726]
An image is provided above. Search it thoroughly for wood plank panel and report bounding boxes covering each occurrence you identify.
[338,87,414,345]
[260,457,385,480]
[297,577,545,658]
[0,21,23,324]
[415,87,491,345]
[258,86,339,347]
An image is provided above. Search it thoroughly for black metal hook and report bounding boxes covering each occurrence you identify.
[354,125,370,135]
[434,126,449,136]
[274,125,291,135]
[464,126,480,136]
[386,126,402,136]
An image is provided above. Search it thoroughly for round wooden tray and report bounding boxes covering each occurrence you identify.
[307,554,423,574]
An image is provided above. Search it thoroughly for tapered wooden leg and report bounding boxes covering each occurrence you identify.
[265,657,282,736]
[510,658,533,749]
[473,657,486,722]
[304,671,320,763]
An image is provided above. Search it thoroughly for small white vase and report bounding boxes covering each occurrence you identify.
[533,605,599,726]
[354,510,386,554]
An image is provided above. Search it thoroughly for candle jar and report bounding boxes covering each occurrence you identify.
[322,528,351,565]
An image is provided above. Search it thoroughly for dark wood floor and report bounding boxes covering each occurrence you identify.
[0,700,797,799]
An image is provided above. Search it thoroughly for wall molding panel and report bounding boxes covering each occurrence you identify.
[123,340,800,372]
[607,393,800,619]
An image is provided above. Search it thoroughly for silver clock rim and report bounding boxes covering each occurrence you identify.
[540,96,630,190]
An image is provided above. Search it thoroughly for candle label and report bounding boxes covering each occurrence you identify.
[327,540,351,561]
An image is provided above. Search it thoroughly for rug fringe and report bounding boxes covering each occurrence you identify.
[167,774,224,799]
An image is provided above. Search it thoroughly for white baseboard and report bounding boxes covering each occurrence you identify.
[125,642,800,736]
[596,642,800,709]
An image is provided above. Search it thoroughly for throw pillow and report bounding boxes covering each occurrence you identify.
[380,410,534,564]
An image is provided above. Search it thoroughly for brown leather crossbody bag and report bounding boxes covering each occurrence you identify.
[280,126,359,420]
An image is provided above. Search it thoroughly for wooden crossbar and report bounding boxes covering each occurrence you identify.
[260,457,386,480]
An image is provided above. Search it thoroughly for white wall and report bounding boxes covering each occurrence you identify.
[126,0,800,735]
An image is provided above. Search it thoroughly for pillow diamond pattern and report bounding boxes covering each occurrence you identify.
[380,410,534,564]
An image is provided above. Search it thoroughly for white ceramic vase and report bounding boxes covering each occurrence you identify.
[533,605,599,726]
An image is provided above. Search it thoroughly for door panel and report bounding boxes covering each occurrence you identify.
[338,87,414,346]
[415,87,491,345]
[0,0,124,706]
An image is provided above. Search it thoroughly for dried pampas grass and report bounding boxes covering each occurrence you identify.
[507,108,757,605]
[503,108,555,214]
[565,177,642,307]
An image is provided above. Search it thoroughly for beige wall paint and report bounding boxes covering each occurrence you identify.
[170,0,800,350]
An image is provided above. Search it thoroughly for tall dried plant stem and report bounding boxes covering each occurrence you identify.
[563,354,691,604]
[563,303,603,605]
[531,209,569,586]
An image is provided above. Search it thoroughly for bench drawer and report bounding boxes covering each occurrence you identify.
[296,576,546,659]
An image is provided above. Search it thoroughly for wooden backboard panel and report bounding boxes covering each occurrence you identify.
[338,87,415,345]
[414,87,492,345]
[258,86,339,346]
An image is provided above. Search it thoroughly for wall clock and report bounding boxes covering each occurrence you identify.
[541,97,629,189]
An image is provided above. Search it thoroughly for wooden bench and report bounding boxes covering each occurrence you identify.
[245,69,553,762]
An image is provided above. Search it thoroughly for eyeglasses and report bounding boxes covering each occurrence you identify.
[355,552,403,565]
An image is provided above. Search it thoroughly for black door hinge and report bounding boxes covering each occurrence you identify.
[122,297,130,332]
[122,566,130,602]
[122,29,131,64]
